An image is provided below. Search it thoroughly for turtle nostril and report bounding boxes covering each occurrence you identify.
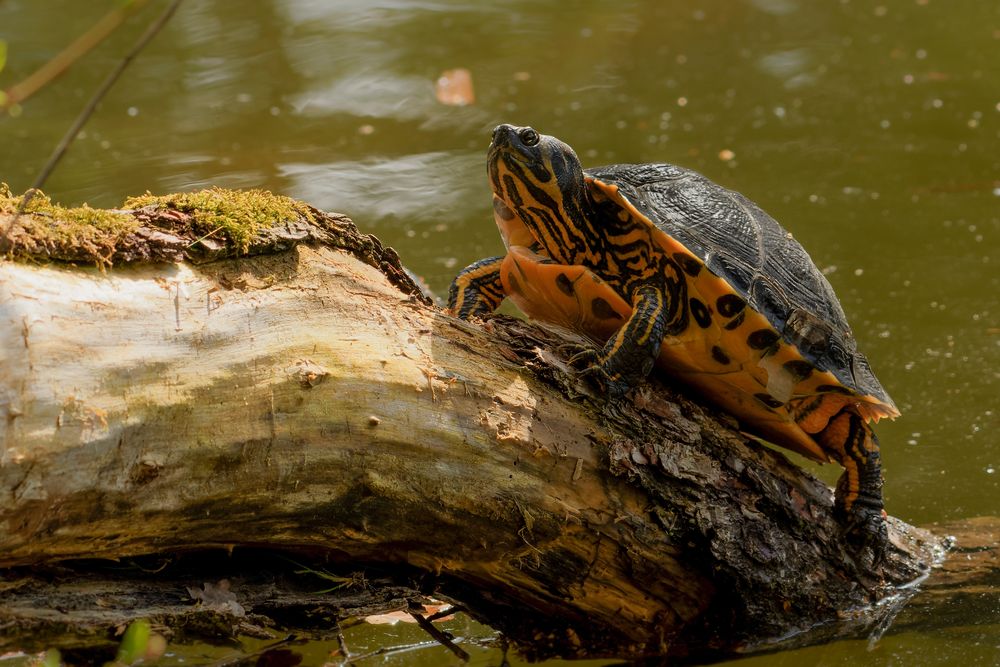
[492,124,516,147]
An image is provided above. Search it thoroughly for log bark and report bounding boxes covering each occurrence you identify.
[0,196,958,661]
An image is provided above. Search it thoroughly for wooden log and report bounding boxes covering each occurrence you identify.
[0,191,952,661]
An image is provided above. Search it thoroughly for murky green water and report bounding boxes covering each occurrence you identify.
[2,0,997,663]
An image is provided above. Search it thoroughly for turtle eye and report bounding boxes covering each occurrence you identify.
[518,127,540,147]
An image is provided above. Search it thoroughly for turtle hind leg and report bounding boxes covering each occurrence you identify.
[447,255,506,319]
[817,408,888,567]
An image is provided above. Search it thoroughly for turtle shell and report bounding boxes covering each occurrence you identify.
[584,162,897,416]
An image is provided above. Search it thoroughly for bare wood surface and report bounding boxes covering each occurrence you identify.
[0,199,963,661]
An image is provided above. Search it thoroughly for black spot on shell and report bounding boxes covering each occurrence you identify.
[555,273,575,297]
[717,294,746,318]
[711,345,730,365]
[690,298,712,328]
[755,393,785,409]
[747,329,780,350]
[723,311,745,330]
[818,384,854,396]
[673,253,703,277]
[783,360,814,382]
[591,297,622,321]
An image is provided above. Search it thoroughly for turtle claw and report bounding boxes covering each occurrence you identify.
[553,343,631,397]
[555,342,599,369]
[573,363,632,398]
[838,503,888,570]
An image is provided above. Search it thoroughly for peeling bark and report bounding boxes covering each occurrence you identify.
[0,201,965,661]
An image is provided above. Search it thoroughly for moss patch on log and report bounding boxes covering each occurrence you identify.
[0,183,431,303]
[124,188,315,254]
[0,183,138,265]
[1,184,318,266]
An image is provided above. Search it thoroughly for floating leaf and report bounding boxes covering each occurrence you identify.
[365,602,456,625]
[435,68,475,106]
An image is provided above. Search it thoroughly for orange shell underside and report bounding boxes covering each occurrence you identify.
[497,179,898,462]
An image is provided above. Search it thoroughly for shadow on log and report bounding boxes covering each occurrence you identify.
[0,188,978,662]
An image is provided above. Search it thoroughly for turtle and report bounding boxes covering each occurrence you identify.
[447,124,900,563]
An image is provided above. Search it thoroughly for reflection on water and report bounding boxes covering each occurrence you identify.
[756,48,814,88]
[279,149,482,226]
[0,0,997,664]
[748,0,800,17]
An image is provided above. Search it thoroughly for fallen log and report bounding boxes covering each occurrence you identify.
[0,187,962,661]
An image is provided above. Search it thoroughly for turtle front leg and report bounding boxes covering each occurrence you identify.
[447,255,506,319]
[580,284,669,397]
[816,408,888,566]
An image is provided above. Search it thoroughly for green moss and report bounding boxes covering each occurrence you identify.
[0,183,316,267]
[2,184,319,266]
[1,183,138,265]
[124,187,314,253]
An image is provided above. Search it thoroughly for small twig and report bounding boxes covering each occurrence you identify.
[127,557,173,574]
[426,604,465,622]
[409,610,470,662]
[335,621,354,666]
[186,225,225,248]
[349,639,441,662]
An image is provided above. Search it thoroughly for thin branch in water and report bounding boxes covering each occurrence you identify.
[409,610,471,662]
[426,604,465,622]
[27,0,185,196]
[348,639,443,663]
[0,0,185,253]
[335,621,355,667]
[0,0,151,110]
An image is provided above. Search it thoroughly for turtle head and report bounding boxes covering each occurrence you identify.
[488,124,586,197]
[487,124,592,262]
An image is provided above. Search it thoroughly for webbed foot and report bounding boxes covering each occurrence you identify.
[835,498,888,570]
